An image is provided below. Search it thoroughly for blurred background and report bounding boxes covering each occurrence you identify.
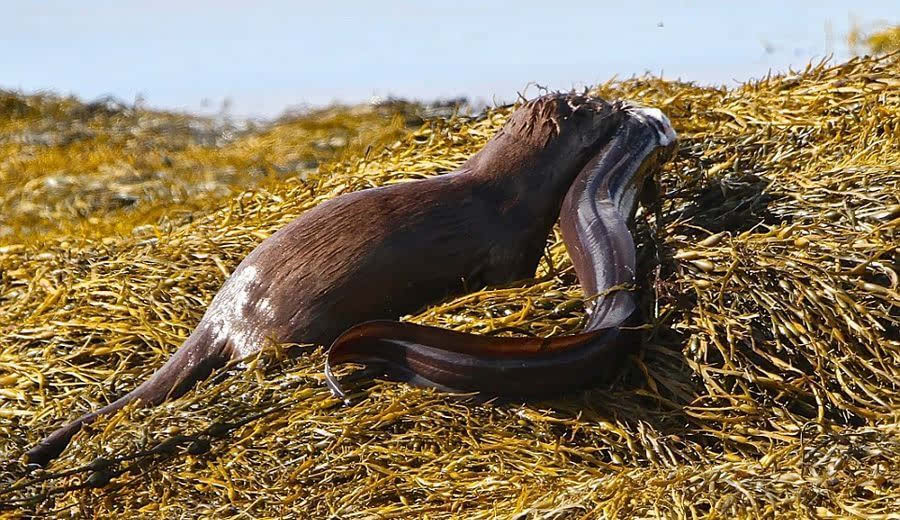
[5,0,899,118]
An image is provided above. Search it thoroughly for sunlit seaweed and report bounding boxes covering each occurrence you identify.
[0,92,423,242]
[0,53,898,518]
[849,23,900,55]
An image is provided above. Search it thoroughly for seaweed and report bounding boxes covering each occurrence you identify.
[0,52,898,518]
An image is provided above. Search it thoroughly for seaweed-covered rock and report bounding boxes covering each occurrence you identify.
[0,53,898,518]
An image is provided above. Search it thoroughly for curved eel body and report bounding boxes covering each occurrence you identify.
[325,105,676,398]
[26,94,675,467]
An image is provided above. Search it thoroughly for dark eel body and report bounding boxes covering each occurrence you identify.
[26,94,675,466]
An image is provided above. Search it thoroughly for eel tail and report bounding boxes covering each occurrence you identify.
[324,318,640,400]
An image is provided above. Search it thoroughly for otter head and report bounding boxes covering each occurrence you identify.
[465,93,626,220]
[503,93,623,160]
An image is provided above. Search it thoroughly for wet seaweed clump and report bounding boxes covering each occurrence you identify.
[1,52,899,518]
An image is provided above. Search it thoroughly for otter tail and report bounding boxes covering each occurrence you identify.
[25,329,230,467]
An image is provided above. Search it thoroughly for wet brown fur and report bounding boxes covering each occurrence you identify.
[25,94,624,466]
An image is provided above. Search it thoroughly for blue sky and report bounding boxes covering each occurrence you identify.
[4,1,897,117]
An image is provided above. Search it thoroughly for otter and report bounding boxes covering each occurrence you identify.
[25,94,676,467]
